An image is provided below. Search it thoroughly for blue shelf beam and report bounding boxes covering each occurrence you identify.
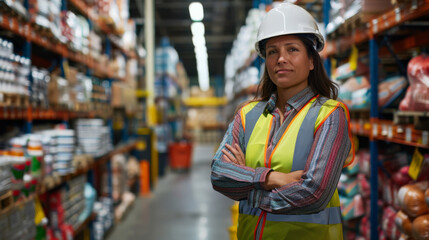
[369,38,379,240]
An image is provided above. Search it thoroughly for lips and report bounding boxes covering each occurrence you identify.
[276,68,292,74]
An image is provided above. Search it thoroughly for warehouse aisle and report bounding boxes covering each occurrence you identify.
[106,143,235,240]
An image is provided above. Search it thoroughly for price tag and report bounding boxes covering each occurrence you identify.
[395,8,401,22]
[382,124,387,136]
[373,123,378,137]
[422,131,428,145]
[408,148,424,180]
[406,127,412,142]
[388,125,393,139]
[372,19,378,34]
[383,15,388,28]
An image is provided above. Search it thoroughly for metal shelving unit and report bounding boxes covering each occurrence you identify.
[325,0,429,239]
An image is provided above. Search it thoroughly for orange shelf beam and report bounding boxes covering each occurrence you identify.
[369,0,429,37]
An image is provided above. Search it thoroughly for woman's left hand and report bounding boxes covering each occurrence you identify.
[221,143,246,166]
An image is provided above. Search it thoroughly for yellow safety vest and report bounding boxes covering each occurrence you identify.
[237,96,353,240]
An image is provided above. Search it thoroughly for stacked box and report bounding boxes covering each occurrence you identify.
[76,119,113,157]
[40,129,76,176]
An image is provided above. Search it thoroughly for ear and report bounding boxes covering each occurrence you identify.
[309,57,314,71]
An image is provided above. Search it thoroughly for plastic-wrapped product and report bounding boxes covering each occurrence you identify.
[398,184,429,218]
[399,53,429,111]
[392,166,413,187]
[338,76,370,108]
[339,194,365,221]
[412,214,429,240]
[396,210,413,236]
[357,173,371,198]
[378,75,408,107]
[382,206,401,239]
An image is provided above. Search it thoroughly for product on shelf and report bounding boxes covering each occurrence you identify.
[75,118,113,157]
[378,75,408,107]
[425,189,429,207]
[0,198,36,239]
[0,38,31,108]
[338,76,370,108]
[395,210,414,236]
[382,206,402,239]
[340,194,365,221]
[48,175,87,233]
[411,214,429,240]
[0,0,28,19]
[327,0,393,34]
[92,197,114,240]
[399,53,429,111]
[398,183,429,218]
[31,67,49,108]
[392,166,413,187]
[111,154,127,203]
[0,151,12,194]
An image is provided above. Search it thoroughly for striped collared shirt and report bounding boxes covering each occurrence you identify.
[211,87,351,214]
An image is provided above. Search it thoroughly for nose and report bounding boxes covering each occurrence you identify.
[277,50,287,65]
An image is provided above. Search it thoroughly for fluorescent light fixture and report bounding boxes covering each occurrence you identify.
[189,2,209,91]
[189,2,204,21]
[191,22,205,36]
[192,35,206,47]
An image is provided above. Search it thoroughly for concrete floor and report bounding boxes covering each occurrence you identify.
[106,143,235,240]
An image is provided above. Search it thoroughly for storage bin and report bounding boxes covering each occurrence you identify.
[168,142,192,171]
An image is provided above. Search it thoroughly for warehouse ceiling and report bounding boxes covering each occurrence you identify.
[129,0,323,82]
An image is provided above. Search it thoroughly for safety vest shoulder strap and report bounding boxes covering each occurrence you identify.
[291,97,328,171]
[240,101,267,148]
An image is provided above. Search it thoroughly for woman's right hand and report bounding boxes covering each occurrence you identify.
[264,170,303,190]
[221,143,246,166]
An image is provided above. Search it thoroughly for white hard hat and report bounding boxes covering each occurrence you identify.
[255,2,324,58]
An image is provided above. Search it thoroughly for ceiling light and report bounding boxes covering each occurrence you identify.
[191,22,205,36]
[189,2,204,21]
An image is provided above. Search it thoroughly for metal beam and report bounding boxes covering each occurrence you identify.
[169,35,236,44]
[154,1,247,8]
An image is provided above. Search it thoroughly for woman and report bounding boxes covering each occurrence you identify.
[211,3,354,240]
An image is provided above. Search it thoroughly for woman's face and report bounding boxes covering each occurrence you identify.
[265,35,314,94]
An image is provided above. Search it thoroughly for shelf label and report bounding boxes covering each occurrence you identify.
[372,19,378,34]
[382,124,387,136]
[388,125,393,139]
[423,131,428,145]
[406,127,412,142]
[373,123,378,137]
[395,8,401,22]
[408,148,423,180]
[383,15,388,28]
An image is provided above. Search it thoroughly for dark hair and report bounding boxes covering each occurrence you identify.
[253,35,338,102]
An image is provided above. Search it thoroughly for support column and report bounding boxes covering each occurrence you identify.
[145,0,156,126]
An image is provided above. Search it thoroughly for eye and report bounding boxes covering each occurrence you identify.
[267,49,277,56]
[288,47,299,52]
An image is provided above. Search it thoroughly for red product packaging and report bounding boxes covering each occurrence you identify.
[399,54,429,111]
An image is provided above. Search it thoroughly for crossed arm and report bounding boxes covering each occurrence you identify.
[211,107,351,214]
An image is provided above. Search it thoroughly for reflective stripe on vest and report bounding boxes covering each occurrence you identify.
[238,96,348,240]
[240,202,342,224]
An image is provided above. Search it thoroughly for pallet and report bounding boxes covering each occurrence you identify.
[0,191,14,214]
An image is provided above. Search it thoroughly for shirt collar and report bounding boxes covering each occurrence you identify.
[265,87,316,113]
